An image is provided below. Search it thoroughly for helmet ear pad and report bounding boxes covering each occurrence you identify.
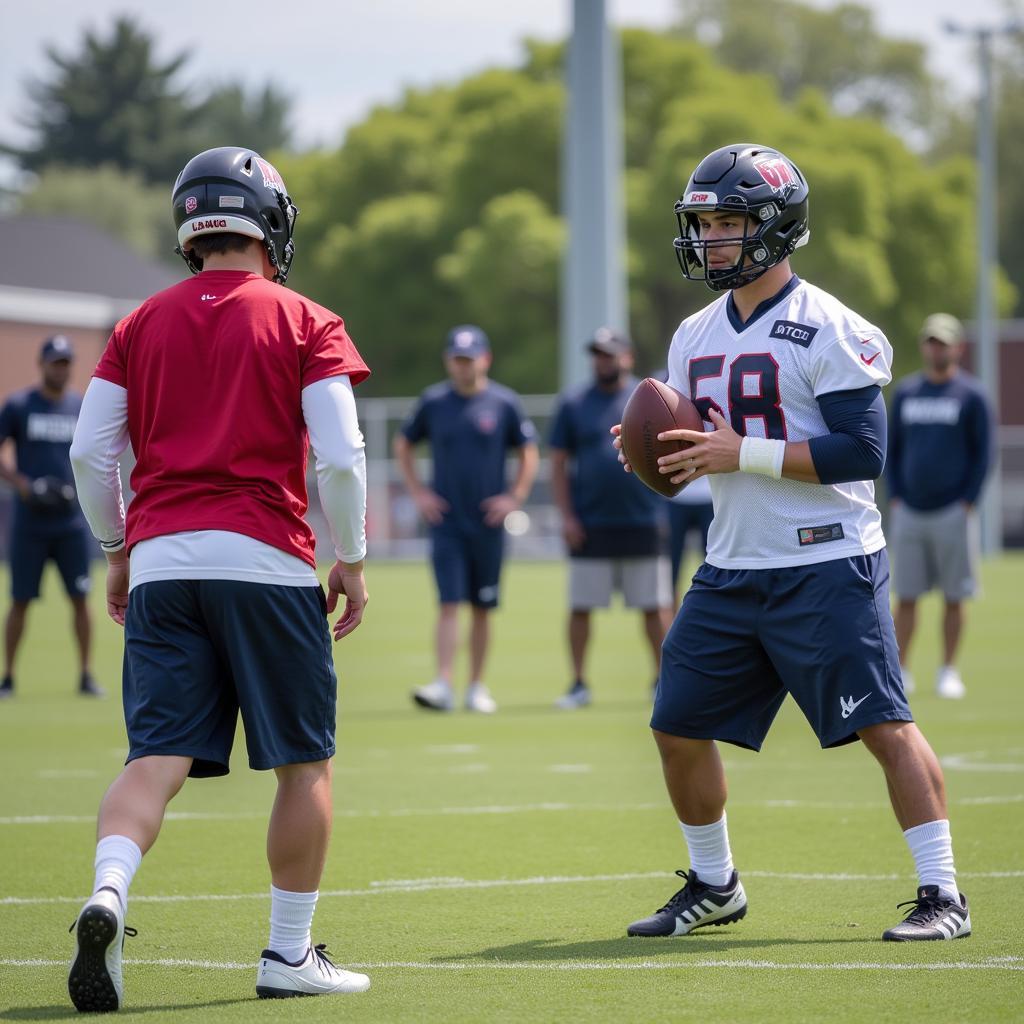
[172,148,299,283]
[672,144,809,292]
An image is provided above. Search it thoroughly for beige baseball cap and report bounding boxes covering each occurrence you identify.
[918,312,965,346]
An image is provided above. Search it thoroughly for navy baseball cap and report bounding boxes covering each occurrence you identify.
[445,324,490,358]
[40,335,74,362]
[586,327,631,355]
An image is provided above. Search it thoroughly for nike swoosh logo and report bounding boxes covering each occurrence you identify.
[860,352,880,366]
[841,694,869,718]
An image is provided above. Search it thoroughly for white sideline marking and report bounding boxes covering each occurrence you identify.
[3,868,1022,908]
[4,956,1022,973]
[3,793,1021,826]
[941,752,1024,773]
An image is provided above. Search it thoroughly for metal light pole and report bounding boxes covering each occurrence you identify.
[560,0,627,390]
[944,20,1020,554]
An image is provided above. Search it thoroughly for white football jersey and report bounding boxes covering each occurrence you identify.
[666,277,892,569]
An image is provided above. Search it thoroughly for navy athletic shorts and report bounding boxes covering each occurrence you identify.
[652,550,911,750]
[430,527,505,608]
[9,527,91,602]
[122,579,337,778]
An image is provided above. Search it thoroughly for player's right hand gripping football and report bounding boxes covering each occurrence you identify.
[327,560,368,640]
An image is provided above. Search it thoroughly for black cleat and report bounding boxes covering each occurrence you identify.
[79,673,106,698]
[882,885,971,941]
[0,676,12,699]
[627,869,747,937]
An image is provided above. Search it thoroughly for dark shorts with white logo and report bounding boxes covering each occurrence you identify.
[123,579,337,777]
[652,550,911,750]
[9,525,91,602]
[430,527,505,608]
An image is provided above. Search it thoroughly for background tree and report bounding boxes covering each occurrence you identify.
[15,164,177,265]
[4,17,291,184]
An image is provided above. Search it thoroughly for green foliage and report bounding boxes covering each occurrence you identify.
[16,163,177,265]
[7,16,291,183]
[277,25,994,391]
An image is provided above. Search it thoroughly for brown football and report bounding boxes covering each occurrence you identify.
[620,377,704,498]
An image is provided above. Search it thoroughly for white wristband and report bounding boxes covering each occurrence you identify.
[739,436,786,479]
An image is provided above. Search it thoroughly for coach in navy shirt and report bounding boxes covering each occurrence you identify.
[887,313,994,700]
[0,335,103,697]
[549,328,672,709]
[394,325,538,713]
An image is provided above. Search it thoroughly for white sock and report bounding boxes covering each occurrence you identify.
[93,835,142,912]
[904,819,959,902]
[679,814,734,888]
[268,885,318,963]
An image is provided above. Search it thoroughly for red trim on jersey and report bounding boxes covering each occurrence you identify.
[93,271,369,566]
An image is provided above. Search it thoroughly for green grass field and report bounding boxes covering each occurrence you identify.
[1,555,1022,1022]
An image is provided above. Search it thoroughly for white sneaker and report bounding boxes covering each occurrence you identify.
[256,943,370,998]
[936,667,966,699]
[68,887,133,1012]
[555,681,592,709]
[465,683,497,713]
[412,679,454,711]
[901,668,915,695]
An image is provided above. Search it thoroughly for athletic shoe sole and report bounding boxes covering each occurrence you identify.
[628,902,748,937]
[68,904,120,1012]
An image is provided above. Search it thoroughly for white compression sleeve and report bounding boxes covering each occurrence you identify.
[69,378,130,551]
[301,375,367,563]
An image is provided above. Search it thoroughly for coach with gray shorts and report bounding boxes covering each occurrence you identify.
[887,313,994,700]
[549,328,672,709]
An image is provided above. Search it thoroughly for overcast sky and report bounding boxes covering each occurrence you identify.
[3,0,1021,158]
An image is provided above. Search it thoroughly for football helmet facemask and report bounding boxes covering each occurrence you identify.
[673,143,809,292]
[171,146,299,283]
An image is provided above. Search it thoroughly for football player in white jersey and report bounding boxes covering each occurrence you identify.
[616,144,970,943]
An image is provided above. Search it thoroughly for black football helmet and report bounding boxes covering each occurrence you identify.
[171,147,299,283]
[673,143,809,292]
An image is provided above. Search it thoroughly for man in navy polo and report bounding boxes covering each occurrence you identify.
[0,335,104,697]
[549,328,672,708]
[887,313,994,700]
[394,325,538,713]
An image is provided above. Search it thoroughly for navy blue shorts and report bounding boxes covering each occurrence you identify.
[652,551,911,750]
[123,580,337,778]
[431,528,505,608]
[9,527,91,602]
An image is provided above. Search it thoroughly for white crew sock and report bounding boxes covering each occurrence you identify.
[904,819,959,902]
[268,885,318,963]
[679,814,734,888]
[93,835,142,912]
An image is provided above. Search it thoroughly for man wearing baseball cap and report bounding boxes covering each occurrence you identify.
[548,328,672,709]
[394,325,538,713]
[886,313,995,699]
[0,335,104,697]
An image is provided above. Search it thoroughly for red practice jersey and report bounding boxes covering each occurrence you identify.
[94,270,370,566]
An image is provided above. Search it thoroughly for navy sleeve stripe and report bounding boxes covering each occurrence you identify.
[808,385,887,485]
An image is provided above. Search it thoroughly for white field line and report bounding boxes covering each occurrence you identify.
[2,792,1022,826]
[4,956,1022,973]
[3,869,1023,908]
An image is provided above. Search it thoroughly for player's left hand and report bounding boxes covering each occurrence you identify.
[327,560,368,640]
[480,492,520,527]
[105,554,129,626]
[657,407,742,485]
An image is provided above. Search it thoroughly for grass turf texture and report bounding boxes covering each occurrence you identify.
[0,555,1021,1023]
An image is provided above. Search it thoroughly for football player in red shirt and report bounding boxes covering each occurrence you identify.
[67,147,372,1008]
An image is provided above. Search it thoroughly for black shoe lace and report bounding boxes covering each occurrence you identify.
[658,870,702,914]
[312,943,336,971]
[894,894,947,927]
